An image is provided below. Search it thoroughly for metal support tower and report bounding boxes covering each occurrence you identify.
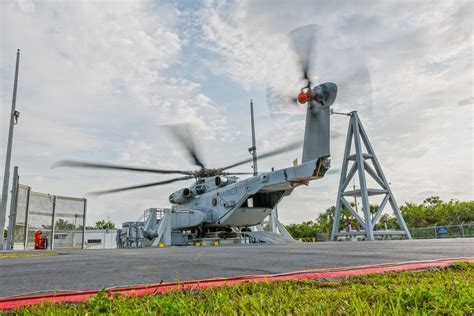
[330,111,412,241]
[248,99,258,176]
[1,49,21,247]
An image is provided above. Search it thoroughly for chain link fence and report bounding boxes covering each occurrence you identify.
[6,178,86,250]
[410,223,474,239]
[52,196,87,248]
[296,224,473,242]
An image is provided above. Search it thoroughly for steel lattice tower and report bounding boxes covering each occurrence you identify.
[330,111,412,241]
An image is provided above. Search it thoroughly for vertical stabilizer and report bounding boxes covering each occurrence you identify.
[301,82,337,166]
[302,104,330,163]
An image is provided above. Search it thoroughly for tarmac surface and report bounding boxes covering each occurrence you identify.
[0,238,473,298]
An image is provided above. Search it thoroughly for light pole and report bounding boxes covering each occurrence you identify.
[248,100,258,176]
[0,49,21,247]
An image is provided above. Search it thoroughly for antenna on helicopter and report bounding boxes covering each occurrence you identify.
[248,99,258,176]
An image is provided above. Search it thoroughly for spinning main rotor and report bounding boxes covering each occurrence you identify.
[54,124,301,196]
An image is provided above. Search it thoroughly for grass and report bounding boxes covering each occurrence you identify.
[5,263,474,315]
[0,252,57,259]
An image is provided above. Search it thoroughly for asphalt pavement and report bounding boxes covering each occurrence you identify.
[0,238,472,298]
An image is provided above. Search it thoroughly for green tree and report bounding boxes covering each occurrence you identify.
[401,197,474,228]
[94,220,115,230]
[55,219,76,230]
[374,214,400,230]
[286,221,319,238]
[285,196,474,238]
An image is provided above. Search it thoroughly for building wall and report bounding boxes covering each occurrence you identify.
[83,230,117,249]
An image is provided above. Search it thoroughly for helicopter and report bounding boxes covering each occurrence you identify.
[55,25,338,238]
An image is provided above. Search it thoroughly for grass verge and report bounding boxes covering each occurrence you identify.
[0,252,57,259]
[5,263,474,315]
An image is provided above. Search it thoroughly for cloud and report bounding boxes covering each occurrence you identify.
[0,0,472,227]
[458,97,473,106]
[0,0,227,225]
[195,0,473,223]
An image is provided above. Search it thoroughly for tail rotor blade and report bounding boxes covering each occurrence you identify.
[266,23,373,116]
[265,24,319,115]
[288,24,319,87]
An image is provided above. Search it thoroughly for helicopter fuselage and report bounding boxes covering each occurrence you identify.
[169,156,330,230]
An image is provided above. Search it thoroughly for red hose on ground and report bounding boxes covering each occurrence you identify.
[0,257,472,310]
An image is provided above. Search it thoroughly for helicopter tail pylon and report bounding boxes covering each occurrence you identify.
[301,82,337,166]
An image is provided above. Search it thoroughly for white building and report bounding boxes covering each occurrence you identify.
[83,230,117,249]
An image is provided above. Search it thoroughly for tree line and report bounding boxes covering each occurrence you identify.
[52,219,116,230]
[286,196,474,238]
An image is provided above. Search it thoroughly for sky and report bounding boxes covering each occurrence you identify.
[1,0,472,227]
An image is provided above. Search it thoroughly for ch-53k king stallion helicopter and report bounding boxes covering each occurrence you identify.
[56,25,338,240]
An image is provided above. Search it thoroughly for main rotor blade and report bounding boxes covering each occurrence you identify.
[166,124,205,169]
[54,160,193,175]
[89,175,194,196]
[220,141,302,171]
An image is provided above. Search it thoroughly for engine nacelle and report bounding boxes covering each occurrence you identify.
[215,176,228,187]
[169,188,192,204]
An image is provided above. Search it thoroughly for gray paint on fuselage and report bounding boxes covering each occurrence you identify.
[171,159,320,228]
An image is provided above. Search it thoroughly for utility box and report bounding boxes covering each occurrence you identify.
[171,232,188,246]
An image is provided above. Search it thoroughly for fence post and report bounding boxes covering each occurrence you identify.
[82,198,87,249]
[460,223,465,238]
[23,186,31,249]
[50,195,57,250]
[434,226,437,238]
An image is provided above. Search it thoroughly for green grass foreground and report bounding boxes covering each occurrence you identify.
[0,252,57,259]
[6,263,474,315]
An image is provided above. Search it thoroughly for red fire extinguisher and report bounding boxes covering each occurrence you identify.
[34,231,48,250]
[34,231,42,249]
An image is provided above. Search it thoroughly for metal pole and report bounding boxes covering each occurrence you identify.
[353,181,358,212]
[6,167,19,249]
[23,186,31,249]
[50,195,56,250]
[1,49,21,245]
[82,198,87,249]
[249,100,258,176]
